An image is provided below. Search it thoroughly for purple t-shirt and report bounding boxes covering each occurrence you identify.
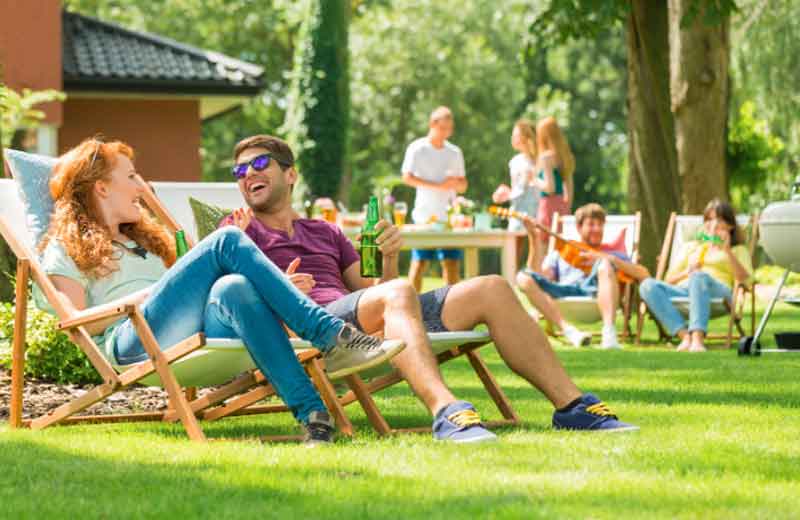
[219,216,360,306]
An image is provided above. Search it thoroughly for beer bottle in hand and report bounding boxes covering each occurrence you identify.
[175,230,189,258]
[360,196,383,278]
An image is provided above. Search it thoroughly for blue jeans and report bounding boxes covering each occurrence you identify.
[113,227,345,423]
[638,271,732,336]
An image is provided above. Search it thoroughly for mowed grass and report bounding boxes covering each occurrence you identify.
[2,278,800,519]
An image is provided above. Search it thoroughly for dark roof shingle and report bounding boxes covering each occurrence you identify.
[62,10,264,95]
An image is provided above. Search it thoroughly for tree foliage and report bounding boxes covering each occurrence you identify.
[283,0,350,200]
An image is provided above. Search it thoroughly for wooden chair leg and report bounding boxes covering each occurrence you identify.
[344,373,391,435]
[130,309,205,442]
[307,358,354,437]
[635,302,646,345]
[10,259,29,429]
[30,382,117,429]
[465,349,520,424]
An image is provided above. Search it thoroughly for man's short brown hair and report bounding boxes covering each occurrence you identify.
[575,203,606,226]
[233,135,295,169]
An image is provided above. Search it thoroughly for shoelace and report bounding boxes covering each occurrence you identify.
[447,409,483,428]
[585,402,617,418]
[343,331,381,351]
[306,422,334,441]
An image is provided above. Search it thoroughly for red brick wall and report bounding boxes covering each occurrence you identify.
[0,0,62,125]
[59,97,202,182]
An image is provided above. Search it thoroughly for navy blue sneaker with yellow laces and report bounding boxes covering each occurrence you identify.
[433,401,497,443]
[552,393,639,432]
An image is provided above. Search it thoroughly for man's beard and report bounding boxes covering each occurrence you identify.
[247,183,289,213]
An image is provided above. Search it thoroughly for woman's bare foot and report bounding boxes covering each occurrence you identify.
[676,332,691,352]
[688,340,707,352]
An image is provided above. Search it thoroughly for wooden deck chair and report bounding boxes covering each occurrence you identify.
[0,175,351,443]
[635,212,758,348]
[541,212,642,341]
[142,182,520,435]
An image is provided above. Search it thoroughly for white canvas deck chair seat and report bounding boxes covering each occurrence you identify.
[635,212,757,348]
[148,182,519,435]
[542,212,642,340]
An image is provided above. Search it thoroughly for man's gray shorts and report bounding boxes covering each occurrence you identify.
[324,285,452,333]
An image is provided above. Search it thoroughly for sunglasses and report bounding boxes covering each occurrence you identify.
[231,154,289,179]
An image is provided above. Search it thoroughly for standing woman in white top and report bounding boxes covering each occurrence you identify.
[493,119,541,256]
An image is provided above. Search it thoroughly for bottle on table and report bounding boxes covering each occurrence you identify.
[175,229,189,258]
[360,195,383,278]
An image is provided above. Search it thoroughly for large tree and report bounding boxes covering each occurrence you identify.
[626,1,680,267]
[669,0,732,211]
[533,0,736,267]
[284,0,351,201]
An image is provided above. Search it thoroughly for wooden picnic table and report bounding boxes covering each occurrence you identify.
[345,226,526,282]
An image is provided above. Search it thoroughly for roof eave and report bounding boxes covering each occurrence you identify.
[63,78,263,97]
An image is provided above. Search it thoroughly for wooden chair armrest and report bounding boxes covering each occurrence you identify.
[58,304,136,331]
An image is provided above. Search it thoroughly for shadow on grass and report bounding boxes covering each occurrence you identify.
[0,438,542,518]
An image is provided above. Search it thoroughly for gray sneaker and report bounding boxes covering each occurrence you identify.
[303,410,335,445]
[323,324,405,379]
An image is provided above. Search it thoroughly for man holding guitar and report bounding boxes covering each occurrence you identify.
[506,203,650,349]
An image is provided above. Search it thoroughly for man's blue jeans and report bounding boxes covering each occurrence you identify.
[638,271,732,336]
[113,227,345,423]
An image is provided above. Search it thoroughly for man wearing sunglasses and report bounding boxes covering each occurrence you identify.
[221,134,638,441]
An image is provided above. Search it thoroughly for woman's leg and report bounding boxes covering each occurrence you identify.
[687,272,732,350]
[114,226,344,364]
[204,275,326,422]
[638,278,689,337]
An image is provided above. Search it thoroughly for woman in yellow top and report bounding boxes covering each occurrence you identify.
[638,199,752,352]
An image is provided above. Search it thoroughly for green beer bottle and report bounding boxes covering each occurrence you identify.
[175,229,189,258]
[360,196,383,278]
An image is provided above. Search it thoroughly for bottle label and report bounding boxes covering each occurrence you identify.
[360,230,382,277]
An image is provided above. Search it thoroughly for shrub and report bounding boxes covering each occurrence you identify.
[0,300,101,385]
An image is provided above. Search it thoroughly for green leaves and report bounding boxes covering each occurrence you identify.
[0,301,101,385]
[0,85,66,149]
[283,0,350,200]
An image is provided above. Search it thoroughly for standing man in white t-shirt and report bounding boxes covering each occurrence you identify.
[401,106,468,292]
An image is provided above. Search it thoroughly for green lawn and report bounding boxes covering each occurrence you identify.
[2,279,800,519]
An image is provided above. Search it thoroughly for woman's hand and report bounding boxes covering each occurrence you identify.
[493,184,511,203]
[285,257,315,294]
[232,207,253,231]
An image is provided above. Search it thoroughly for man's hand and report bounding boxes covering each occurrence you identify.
[373,219,403,258]
[441,176,467,192]
[232,207,253,231]
[286,257,315,294]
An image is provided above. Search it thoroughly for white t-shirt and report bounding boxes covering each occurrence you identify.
[34,239,166,362]
[507,153,540,231]
[401,137,466,223]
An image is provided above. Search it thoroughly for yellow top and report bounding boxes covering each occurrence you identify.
[667,241,753,288]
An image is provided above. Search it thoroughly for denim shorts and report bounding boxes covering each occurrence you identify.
[324,285,451,333]
[522,268,599,299]
[411,249,464,262]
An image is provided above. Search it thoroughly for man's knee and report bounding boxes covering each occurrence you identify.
[383,279,419,309]
[516,271,536,290]
[479,274,513,296]
[638,277,656,299]
[597,258,615,277]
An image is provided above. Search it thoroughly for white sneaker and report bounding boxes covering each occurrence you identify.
[601,325,621,349]
[323,324,406,379]
[563,326,591,347]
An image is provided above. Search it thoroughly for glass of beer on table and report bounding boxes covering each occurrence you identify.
[393,201,408,226]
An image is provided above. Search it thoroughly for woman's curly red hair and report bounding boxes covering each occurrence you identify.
[39,138,176,277]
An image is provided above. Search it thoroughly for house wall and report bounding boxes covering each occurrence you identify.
[0,0,62,125]
[59,98,202,182]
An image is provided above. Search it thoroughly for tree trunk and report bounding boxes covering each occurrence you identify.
[626,0,681,270]
[668,0,730,212]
